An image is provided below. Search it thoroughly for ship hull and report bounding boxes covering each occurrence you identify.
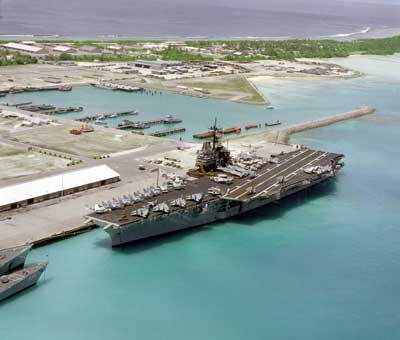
[0,246,31,276]
[0,264,47,302]
[104,175,331,247]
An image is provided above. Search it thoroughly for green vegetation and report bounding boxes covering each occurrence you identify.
[0,50,37,66]
[187,35,400,60]
[156,48,213,61]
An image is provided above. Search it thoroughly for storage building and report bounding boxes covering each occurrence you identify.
[0,165,120,212]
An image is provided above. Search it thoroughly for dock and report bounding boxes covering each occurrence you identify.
[150,128,186,137]
[75,110,139,122]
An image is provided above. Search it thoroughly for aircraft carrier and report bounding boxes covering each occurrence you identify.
[89,123,344,247]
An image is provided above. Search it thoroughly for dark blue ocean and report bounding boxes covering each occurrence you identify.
[0,0,399,39]
[0,55,399,340]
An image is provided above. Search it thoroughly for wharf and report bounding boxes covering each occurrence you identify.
[150,128,186,137]
[75,110,139,122]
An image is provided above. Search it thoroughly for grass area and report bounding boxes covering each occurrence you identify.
[156,48,213,62]
[13,125,161,158]
[181,76,266,104]
[0,151,69,181]
[0,145,26,157]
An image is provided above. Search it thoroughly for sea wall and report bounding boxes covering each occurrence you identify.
[276,106,376,144]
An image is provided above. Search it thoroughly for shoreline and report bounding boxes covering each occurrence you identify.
[1,26,400,41]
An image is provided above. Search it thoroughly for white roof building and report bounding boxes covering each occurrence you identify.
[3,42,44,54]
[53,45,73,53]
[0,165,120,208]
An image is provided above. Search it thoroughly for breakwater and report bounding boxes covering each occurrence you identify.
[276,106,376,144]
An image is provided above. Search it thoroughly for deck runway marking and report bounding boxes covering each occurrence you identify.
[233,150,320,200]
[250,151,324,199]
[227,149,310,196]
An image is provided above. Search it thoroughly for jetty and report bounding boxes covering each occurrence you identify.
[150,128,186,137]
[75,110,139,122]
[276,106,376,144]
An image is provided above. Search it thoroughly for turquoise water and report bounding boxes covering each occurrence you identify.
[5,80,375,142]
[1,56,400,339]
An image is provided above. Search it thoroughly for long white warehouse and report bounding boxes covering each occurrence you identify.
[0,165,120,212]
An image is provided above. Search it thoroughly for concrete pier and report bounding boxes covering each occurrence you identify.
[276,106,376,144]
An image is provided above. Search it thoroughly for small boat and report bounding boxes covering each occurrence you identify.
[0,262,48,302]
[163,115,183,124]
[265,120,281,127]
[58,86,72,92]
[0,245,32,276]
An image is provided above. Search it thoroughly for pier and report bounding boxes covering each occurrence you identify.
[150,128,186,137]
[75,110,139,122]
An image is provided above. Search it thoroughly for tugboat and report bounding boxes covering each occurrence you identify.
[0,263,48,302]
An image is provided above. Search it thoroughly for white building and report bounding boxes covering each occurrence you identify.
[53,45,74,53]
[3,42,44,54]
[0,165,120,211]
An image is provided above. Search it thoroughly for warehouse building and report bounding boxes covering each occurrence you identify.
[2,42,45,54]
[0,165,120,212]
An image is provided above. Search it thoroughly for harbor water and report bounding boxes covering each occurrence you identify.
[1,55,400,339]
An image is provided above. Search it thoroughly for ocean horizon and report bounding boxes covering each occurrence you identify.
[0,0,400,39]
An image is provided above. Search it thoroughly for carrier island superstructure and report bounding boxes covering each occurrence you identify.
[89,123,344,247]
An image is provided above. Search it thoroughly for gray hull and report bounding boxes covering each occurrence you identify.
[0,245,32,276]
[104,176,330,246]
[0,263,47,302]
